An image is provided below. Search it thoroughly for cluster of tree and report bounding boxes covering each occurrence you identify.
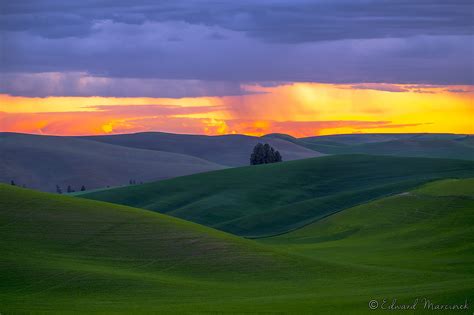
[55,185,86,194]
[129,179,143,185]
[250,143,283,165]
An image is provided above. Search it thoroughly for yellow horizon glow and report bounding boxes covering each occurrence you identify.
[0,94,221,113]
[0,83,472,136]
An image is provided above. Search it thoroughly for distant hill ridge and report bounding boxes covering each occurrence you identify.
[268,132,474,160]
[2,131,472,192]
[80,131,324,166]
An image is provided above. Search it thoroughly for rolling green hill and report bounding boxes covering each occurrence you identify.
[0,185,304,313]
[82,155,474,237]
[261,177,474,279]
[303,139,474,160]
[259,178,474,313]
[289,134,474,160]
[2,180,473,313]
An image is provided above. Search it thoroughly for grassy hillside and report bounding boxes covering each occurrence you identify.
[259,178,474,313]
[302,133,465,144]
[262,178,474,275]
[347,138,474,160]
[2,181,473,313]
[294,134,474,160]
[0,132,225,192]
[81,131,324,166]
[0,185,302,313]
[82,155,474,237]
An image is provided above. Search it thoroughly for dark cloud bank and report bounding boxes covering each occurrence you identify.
[1,0,473,97]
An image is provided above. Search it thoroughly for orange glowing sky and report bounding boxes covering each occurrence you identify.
[0,83,472,137]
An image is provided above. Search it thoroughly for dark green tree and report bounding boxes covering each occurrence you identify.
[250,143,283,165]
[80,185,86,191]
[250,143,264,165]
[263,144,272,163]
[10,180,15,186]
[275,150,282,162]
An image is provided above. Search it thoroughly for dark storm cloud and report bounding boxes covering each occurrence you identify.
[2,0,472,42]
[0,0,473,96]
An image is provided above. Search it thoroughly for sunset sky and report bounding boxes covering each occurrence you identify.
[1,1,473,137]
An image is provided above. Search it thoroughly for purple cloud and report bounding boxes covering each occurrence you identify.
[0,0,472,97]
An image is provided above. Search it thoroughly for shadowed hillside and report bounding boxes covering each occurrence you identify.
[302,133,465,144]
[81,132,324,166]
[279,133,474,160]
[3,132,470,192]
[0,133,225,192]
[82,155,474,237]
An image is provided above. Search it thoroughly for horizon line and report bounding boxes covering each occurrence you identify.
[1,130,471,139]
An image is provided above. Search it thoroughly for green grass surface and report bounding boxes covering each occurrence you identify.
[260,178,474,313]
[81,155,474,237]
[261,178,474,270]
[0,185,304,313]
[1,179,473,314]
[296,136,474,160]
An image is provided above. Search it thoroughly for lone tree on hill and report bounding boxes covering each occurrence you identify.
[10,180,15,186]
[250,143,283,165]
[80,185,86,191]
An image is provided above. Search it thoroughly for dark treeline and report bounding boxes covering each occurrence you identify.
[7,180,143,194]
[55,184,86,194]
[52,179,141,194]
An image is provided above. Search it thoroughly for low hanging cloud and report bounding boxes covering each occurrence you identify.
[349,84,409,93]
[445,88,473,93]
[348,83,449,94]
[0,72,252,98]
[90,104,225,116]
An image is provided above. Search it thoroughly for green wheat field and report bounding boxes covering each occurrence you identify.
[1,155,473,314]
